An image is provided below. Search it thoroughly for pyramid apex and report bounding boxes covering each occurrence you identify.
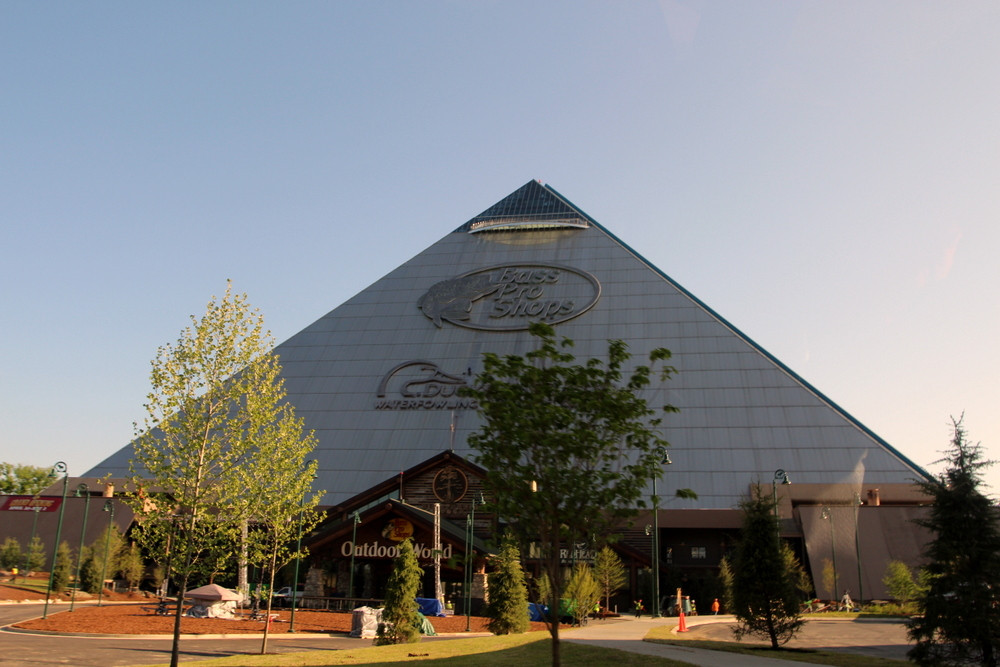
[457,180,589,234]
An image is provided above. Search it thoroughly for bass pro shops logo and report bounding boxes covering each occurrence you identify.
[417,264,601,331]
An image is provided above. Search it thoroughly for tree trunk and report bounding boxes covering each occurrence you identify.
[545,535,562,667]
[170,573,189,667]
[260,548,277,654]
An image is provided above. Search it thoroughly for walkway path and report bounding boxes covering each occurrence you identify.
[564,614,912,665]
[564,615,820,667]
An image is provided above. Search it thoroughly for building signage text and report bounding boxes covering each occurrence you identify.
[375,361,478,411]
[0,496,63,512]
[417,263,601,331]
[341,540,454,561]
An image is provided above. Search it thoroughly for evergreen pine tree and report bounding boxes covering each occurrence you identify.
[592,546,627,616]
[376,538,423,645]
[83,525,123,594]
[486,532,530,635]
[51,541,73,594]
[563,562,601,626]
[118,542,145,591]
[882,560,919,608]
[0,537,22,571]
[80,552,104,594]
[908,416,1000,666]
[26,536,46,573]
[729,484,805,648]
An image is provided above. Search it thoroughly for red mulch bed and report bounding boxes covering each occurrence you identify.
[10,599,555,636]
[0,582,146,603]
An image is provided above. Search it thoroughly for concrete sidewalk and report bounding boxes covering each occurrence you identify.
[562,614,911,666]
[562,615,813,666]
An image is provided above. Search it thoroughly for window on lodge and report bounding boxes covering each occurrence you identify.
[691,546,707,560]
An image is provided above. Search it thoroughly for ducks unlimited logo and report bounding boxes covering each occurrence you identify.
[375,361,476,410]
[417,264,601,331]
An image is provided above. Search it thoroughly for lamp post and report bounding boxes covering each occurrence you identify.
[43,461,69,619]
[348,511,361,600]
[465,492,484,632]
[651,447,671,617]
[853,492,864,606]
[289,460,317,633]
[820,506,838,600]
[98,499,115,606]
[772,469,791,539]
[70,483,90,612]
[288,511,305,632]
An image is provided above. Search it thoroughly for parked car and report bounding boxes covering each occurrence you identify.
[272,586,306,607]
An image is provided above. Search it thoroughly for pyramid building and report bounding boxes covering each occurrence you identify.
[87,180,931,604]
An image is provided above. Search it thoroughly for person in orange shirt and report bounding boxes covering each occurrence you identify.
[711,598,720,615]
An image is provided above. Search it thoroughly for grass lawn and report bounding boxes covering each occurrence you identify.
[142,633,696,667]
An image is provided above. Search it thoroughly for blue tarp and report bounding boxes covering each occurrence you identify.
[416,597,445,617]
[528,602,548,622]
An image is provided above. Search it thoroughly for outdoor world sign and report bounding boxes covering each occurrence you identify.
[417,263,601,331]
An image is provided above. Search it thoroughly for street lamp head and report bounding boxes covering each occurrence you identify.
[75,483,89,497]
[103,499,114,512]
[645,524,652,536]
[774,469,791,485]
[821,506,831,520]
[352,510,361,524]
[51,461,68,478]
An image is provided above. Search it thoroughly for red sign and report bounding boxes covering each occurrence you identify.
[0,496,63,512]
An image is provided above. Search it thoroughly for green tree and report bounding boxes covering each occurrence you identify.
[908,416,1000,667]
[533,571,552,609]
[244,452,322,655]
[118,542,145,591]
[882,560,920,607]
[376,538,423,645]
[563,562,601,627]
[463,322,680,667]
[718,556,734,614]
[81,525,124,594]
[820,558,836,600]
[127,282,310,667]
[728,484,805,648]
[80,551,102,594]
[50,541,73,594]
[0,463,51,495]
[0,537,22,570]
[486,532,530,635]
[593,546,627,616]
[25,535,46,573]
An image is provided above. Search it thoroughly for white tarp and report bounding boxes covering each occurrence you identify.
[186,599,237,619]
[350,606,381,638]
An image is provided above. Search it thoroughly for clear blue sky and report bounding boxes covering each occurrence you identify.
[3,2,998,496]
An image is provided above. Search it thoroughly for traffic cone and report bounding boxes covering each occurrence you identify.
[677,611,688,632]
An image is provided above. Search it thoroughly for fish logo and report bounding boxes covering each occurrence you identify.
[417,274,501,328]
